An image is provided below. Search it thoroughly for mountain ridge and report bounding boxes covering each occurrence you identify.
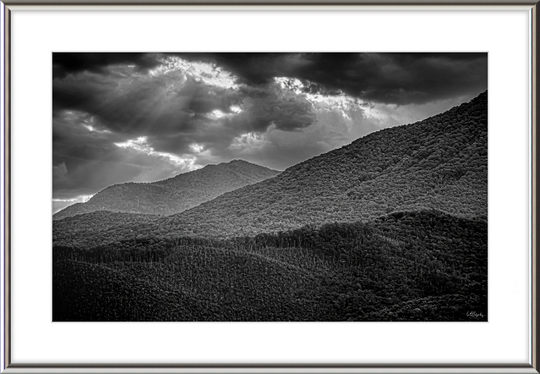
[159,91,487,237]
[54,209,487,321]
[53,91,487,247]
[53,91,488,322]
[53,159,280,220]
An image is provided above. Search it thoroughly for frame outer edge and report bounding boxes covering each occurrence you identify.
[4,2,11,371]
[0,0,539,5]
[4,3,11,371]
[1,3,538,374]
[531,3,540,371]
[3,0,11,368]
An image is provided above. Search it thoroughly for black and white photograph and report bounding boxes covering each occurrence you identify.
[52,52,488,322]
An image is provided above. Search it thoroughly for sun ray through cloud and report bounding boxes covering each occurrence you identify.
[53,53,487,204]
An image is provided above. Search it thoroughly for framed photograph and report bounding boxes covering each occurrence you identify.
[2,1,539,373]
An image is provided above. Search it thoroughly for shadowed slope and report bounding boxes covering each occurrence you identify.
[54,160,280,220]
[160,91,487,238]
[54,92,487,246]
[54,210,486,321]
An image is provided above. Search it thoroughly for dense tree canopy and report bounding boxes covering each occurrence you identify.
[53,92,488,322]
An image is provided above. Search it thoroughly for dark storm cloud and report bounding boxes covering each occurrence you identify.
[54,69,236,143]
[53,52,487,203]
[53,111,139,198]
[53,53,162,79]
[52,54,319,200]
[55,53,487,107]
[53,110,195,199]
[53,59,318,157]
[225,84,316,132]
[181,53,487,105]
[179,53,300,85]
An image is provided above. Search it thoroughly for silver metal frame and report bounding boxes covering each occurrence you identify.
[2,1,539,373]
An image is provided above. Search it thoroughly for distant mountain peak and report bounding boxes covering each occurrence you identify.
[223,159,263,167]
[160,90,487,238]
[53,159,280,220]
[201,159,261,168]
[55,91,487,239]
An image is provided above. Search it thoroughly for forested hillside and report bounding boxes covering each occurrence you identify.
[53,92,488,321]
[54,92,487,247]
[162,91,487,237]
[52,52,488,322]
[54,210,486,321]
[53,160,279,220]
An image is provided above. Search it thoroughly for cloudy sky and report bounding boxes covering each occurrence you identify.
[53,53,487,213]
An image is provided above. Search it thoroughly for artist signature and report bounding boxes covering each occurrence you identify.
[466,311,485,319]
